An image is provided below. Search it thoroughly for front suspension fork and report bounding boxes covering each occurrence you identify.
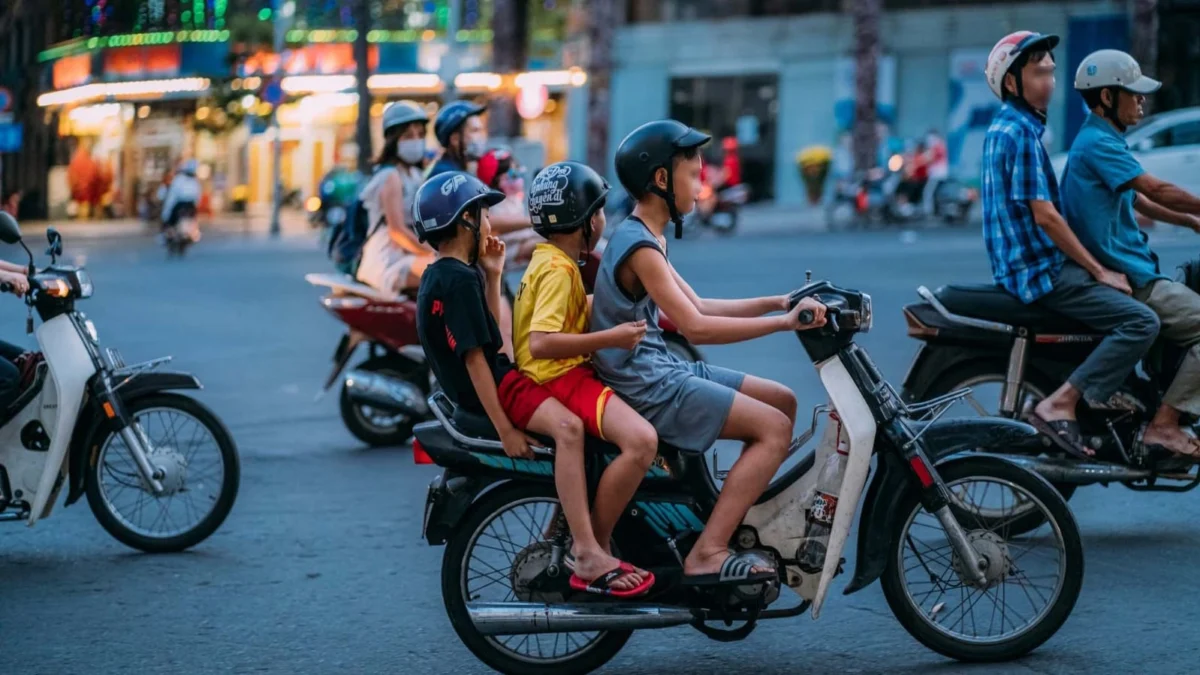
[94,376,165,494]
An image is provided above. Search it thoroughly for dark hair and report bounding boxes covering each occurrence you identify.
[425,204,482,251]
[373,121,424,167]
[1003,49,1055,101]
[1081,87,1110,110]
[2,188,20,204]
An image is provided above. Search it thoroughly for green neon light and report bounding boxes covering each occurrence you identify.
[38,30,231,63]
[258,8,271,20]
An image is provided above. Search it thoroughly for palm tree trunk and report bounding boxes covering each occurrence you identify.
[851,0,881,172]
[354,0,372,173]
[585,0,624,173]
[1131,0,1158,113]
[489,0,528,140]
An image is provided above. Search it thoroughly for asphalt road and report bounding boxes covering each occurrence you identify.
[5,225,1200,674]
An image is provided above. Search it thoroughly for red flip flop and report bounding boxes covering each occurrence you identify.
[569,562,656,598]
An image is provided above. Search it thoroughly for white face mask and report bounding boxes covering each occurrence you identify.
[465,138,487,160]
[398,138,425,165]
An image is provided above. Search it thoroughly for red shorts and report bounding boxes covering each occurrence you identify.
[542,365,614,439]
[497,369,553,430]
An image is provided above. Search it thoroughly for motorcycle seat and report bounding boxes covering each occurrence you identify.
[935,284,1097,334]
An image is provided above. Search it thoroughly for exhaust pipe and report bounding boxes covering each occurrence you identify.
[986,453,1153,484]
[466,602,696,636]
[343,370,429,418]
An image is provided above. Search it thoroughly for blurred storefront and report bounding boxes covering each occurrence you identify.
[614,0,1152,205]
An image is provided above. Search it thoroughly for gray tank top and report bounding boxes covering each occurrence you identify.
[590,217,690,402]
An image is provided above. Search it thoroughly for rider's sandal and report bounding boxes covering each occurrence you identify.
[568,562,656,598]
[1024,413,1094,460]
[681,550,777,588]
[1137,429,1200,463]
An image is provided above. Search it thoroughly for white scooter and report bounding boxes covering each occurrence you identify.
[0,215,239,552]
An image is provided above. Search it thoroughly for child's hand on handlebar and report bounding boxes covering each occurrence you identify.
[0,270,29,297]
[783,297,827,331]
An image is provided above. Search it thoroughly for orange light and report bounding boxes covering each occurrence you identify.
[43,278,71,297]
[102,402,116,418]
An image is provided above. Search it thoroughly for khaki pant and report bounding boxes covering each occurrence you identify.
[1136,280,1200,415]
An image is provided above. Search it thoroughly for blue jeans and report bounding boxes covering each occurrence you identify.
[1035,262,1160,403]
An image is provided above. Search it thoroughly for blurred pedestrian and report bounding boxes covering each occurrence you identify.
[477,148,539,267]
[2,188,21,218]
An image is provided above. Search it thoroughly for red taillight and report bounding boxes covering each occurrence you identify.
[855,190,869,213]
[413,439,434,465]
[909,456,934,488]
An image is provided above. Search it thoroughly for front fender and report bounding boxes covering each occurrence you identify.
[64,370,203,506]
[843,416,1038,595]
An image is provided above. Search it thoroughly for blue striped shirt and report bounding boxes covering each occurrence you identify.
[981,103,1065,304]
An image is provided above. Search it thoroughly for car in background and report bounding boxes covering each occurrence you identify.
[1051,107,1200,202]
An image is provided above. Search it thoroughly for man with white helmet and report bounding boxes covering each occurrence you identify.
[981,32,1158,458]
[1064,49,1200,458]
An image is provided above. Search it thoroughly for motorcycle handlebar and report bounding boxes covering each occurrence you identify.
[0,282,11,294]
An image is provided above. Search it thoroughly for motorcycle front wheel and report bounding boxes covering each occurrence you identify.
[881,456,1082,662]
[86,393,240,553]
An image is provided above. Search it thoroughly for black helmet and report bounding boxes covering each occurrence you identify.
[435,100,486,148]
[528,162,609,236]
[614,119,710,239]
[411,171,505,252]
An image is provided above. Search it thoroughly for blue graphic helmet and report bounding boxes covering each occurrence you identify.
[411,171,505,244]
[434,100,487,148]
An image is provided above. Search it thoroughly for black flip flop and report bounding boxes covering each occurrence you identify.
[1025,413,1093,460]
[1135,426,1200,463]
[682,550,776,588]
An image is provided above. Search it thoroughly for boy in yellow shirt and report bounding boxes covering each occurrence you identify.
[513,161,659,598]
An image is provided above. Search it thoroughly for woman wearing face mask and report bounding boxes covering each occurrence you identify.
[357,101,437,294]
[477,148,540,267]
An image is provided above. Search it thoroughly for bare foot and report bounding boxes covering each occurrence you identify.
[572,546,642,590]
[683,547,773,578]
[1143,424,1200,457]
[1034,397,1075,423]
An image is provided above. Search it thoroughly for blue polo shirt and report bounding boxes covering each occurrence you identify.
[426,155,466,179]
[1062,113,1165,289]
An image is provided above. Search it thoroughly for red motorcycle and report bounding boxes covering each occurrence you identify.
[306,250,703,447]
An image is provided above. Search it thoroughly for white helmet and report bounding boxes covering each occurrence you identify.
[1074,49,1161,94]
[985,31,1060,101]
[382,100,428,135]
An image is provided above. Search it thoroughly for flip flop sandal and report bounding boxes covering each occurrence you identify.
[564,553,649,578]
[568,562,656,598]
[1136,427,1200,462]
[1025,413,1093,460]
[681,550,777,588]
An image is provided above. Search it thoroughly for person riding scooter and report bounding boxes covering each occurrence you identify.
[981,31,1159,459]
[161,159,202,239]
[1064,49,1200,459]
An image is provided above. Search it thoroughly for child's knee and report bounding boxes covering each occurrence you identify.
[756,409,793,458]
[552,413,585,447]
[622,423,658,467]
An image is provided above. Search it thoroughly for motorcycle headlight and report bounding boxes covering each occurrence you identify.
[860,293,873,334]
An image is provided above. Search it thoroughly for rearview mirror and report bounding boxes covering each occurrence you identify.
[0,212,22,245]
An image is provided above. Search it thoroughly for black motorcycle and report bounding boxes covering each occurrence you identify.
[418,279,1082,674]
[902,265,1200,533]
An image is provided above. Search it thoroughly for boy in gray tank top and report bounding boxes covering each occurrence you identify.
[592,120,828,587]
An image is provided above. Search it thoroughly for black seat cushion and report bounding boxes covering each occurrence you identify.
[936,284,1096,334]
[449,406,686,460]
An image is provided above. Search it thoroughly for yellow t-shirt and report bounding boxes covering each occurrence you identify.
[513,243,589,384]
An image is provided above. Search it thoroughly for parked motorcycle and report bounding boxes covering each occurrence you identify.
[307,250,703,447]
[418,277,1083,674]
[686,183,749,237]
[0,217,239,552]
[900,264,1200,532]
[930,178,978,227]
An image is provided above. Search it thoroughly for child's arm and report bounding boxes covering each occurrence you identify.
[526,269,643,360]
[669,264,788,318]
[529,324,644,360]
[464,349,533,459]
[627,247,824,345]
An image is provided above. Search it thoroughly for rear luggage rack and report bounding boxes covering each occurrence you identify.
[917,286,1015,334]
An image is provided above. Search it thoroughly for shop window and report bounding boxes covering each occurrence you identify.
[670,74,779,201]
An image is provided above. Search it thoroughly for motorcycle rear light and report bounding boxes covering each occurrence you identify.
[413,439,434,465]
[855,190,869,213]
[909,456,935,488]
[322,296,369,310]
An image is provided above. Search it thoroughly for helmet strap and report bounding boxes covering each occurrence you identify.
[463,208,481,266]
[1009,70,1048,123]
[648,164,685,240]
[578,219,594,267]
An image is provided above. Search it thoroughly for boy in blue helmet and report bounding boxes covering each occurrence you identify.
[414,170,645,595]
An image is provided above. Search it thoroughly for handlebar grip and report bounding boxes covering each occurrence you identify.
[798,309,815,325]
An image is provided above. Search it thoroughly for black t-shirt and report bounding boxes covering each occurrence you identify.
[416,257,512,415]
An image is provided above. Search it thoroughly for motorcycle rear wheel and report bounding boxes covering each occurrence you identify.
[86,393,240,553]
[441,485,631,675]
[881,456,1083,662]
